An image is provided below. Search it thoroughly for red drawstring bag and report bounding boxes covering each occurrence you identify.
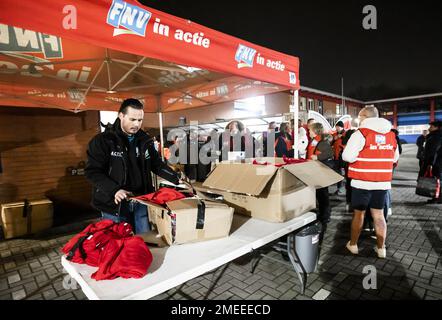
[253,156,307,168]
[134,187,187,205]
[63,220,153,281]
[62,220,133,267]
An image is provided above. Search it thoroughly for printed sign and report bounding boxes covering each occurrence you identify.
[107,0,152,37]
[235,44,257,69]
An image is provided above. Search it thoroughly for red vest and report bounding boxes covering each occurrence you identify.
[348,128,397,182]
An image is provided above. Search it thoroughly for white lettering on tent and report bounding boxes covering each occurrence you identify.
[174,30,211,48]
[77,67,92,82]
[57,69,80,82]
[42,35,59,52]
[14,27,39,49]
[21,64,43,77]
[153,18,170,37]
[0,24,9,45]
[266,59,285,71]
[0,61,17,71]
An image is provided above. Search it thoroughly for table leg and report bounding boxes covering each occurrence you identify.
[203,263,231,300]
[250,249,263,274]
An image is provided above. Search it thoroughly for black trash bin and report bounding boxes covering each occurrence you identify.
[294,222,322,273]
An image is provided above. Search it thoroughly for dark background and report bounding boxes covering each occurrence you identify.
[141,0,442,101]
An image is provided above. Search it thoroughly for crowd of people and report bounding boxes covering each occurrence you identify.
[85,98,441,260]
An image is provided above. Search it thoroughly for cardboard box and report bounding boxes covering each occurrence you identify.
[197,159,343,222]
[133,197,234,246]
[0,199,53,239]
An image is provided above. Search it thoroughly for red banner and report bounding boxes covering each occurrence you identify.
[0,0,300,90]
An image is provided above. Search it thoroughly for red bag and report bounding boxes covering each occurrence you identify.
[253,156,307,168]
[91,236,153,281]
[63,220,153,280]
[134,187,186,205]
[62,220,133,267]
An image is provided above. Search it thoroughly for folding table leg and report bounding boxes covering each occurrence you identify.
[203,263,231,300]
[250,249,263,274]
[170,283,194,300]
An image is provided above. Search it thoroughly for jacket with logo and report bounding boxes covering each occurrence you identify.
[342,118,400,190]
[85,119,180,215]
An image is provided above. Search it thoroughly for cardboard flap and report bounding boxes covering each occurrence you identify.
[203,163,278,196]
[284,161,344,188]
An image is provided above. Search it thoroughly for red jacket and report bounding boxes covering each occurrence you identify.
[62,220,153,281]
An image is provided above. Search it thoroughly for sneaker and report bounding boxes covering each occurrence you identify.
[346,241,358,255]
[387,208,392,216]
[376,246,386,258]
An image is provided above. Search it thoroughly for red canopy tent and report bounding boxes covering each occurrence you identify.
[0,0,301,155]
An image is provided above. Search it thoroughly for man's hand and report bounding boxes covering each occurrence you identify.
[114,189,133,204]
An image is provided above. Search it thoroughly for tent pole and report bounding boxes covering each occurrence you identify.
[293,90,299,159]
[159,112,165,162]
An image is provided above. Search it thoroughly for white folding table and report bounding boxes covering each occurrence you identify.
[61,212,317,300]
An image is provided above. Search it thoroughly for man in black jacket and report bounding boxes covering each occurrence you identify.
[419,121,442,204]
[85,98,181,233]
[416,129,428,169]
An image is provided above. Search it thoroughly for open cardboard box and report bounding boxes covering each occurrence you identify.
[195,158,344,223]
[132,197,234,246]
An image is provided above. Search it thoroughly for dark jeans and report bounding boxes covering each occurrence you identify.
[102,200,150,234]
[316,187,330,223]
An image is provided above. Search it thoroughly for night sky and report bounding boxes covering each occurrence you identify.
[141,0,442,101]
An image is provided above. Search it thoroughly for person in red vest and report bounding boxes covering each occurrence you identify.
[342,106,400,259]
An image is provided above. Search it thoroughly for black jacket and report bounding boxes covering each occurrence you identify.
[85,119,180,215]
[420,129,442,176]
[416,135,426,160]
[275,132,294,158]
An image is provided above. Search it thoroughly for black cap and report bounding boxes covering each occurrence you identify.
[335,121,345,128]
[429,121,442,128]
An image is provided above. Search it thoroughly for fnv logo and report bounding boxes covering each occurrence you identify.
[235,44,257,69]
[107,0,152,37]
